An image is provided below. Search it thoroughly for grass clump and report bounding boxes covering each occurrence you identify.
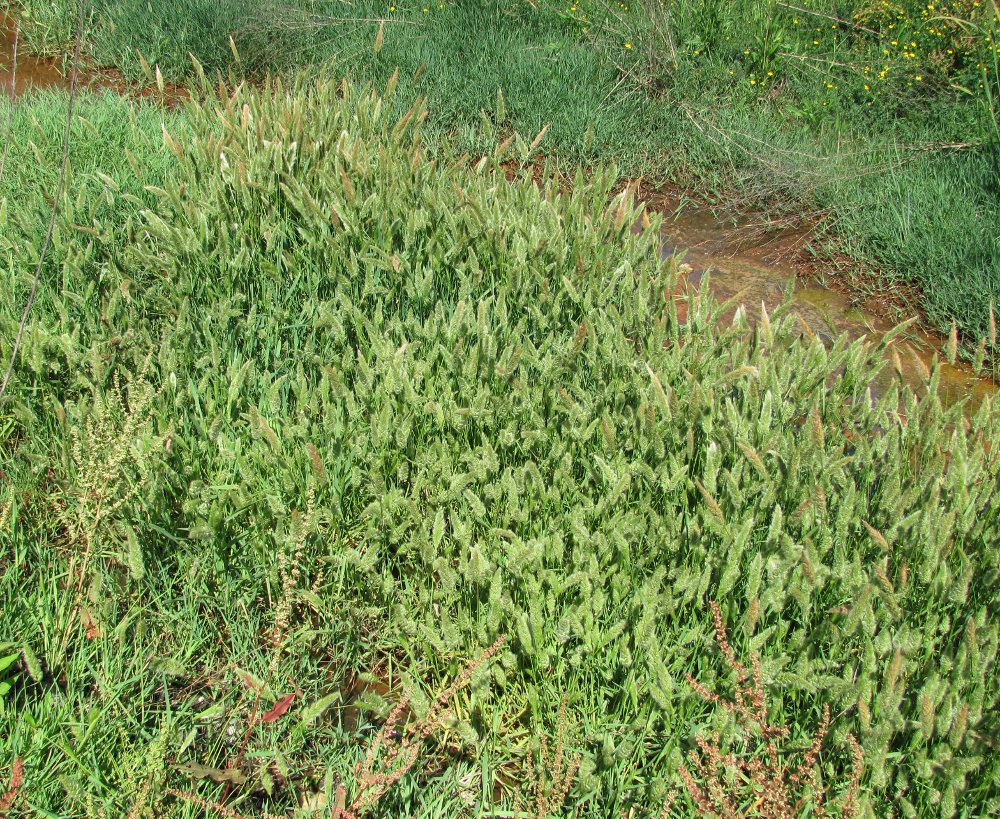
[1,75,1000,817]
[599,0,1000,344]
[13,0,999,347]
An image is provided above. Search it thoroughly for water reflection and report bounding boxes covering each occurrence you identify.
[652,199,995,412]
[1,15,70,96]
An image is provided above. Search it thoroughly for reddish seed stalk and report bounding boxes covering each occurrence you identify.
[676,601,862,819]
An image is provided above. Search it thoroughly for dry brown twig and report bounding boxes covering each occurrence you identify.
[526,694,582,819]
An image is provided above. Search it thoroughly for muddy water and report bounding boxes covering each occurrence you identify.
[1,16,69,96]
[0,14,177,103]
[654,202,996,412]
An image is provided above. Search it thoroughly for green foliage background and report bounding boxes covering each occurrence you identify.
[11,0,1000,351]
[1,76,999,816]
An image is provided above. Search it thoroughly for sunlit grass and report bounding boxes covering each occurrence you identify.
[2,77,999,816]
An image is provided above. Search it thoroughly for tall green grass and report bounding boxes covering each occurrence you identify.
[13,0,1000,350]
[19,0,653,163]
[14,0,317,74]
[607,0,1000,343]
[2,76,999,816]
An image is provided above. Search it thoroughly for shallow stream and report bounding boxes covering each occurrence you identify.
[654,198,995,411]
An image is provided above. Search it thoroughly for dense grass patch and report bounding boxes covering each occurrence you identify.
[593,0,1000,342]
[2,78,1000,816]
[12,0,1000,350]
[13,0,654,164]
[14,0,318,74]
[0,87,180,213]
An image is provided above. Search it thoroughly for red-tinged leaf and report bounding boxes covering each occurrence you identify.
[82,609,101,640]
[261,692,296,723]
[238,669,263,693]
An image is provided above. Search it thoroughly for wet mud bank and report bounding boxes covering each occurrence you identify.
[1,14,67,94]
[2,11,186,104]
[644,191,996,412]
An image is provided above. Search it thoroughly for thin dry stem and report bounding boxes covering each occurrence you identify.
[527,694,582,819]
[680,601,862,818]
[340,635,506,818]
[0,0,89,404]
[166,788,284,819]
